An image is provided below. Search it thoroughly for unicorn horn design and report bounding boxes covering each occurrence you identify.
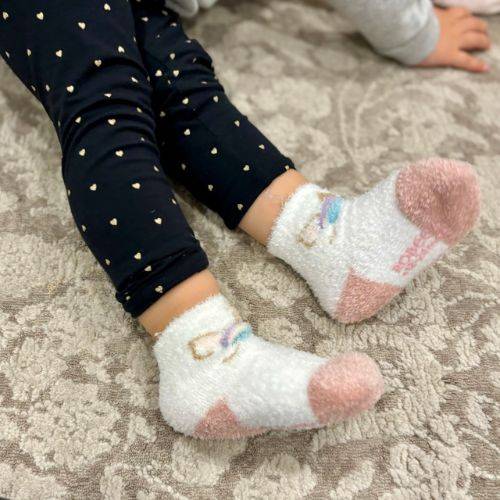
[188,331,220,360]
[298,216,322,248]
[188,322,252,363]
[297,192,343,248]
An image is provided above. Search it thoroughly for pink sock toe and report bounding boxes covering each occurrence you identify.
[193,399,265,439]
[396,158,480,246]
[308,353,384,425]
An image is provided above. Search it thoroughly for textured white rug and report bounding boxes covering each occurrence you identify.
[0,1,499,498]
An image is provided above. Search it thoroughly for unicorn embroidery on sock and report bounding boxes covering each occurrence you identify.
[298,192,343,248]
[188,322,252,363]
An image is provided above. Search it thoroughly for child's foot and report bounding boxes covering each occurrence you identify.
[434,0,500,14]
[268,158,480,323]
[153,295,384,438]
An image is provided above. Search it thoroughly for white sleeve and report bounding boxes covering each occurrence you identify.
[331,0,440,65]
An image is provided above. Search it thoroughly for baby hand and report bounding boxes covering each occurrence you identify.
[419,7,490,73]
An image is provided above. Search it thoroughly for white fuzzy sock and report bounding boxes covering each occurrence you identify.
[434,0,500,14]
[153,295,383,438]
[268,158,480,323]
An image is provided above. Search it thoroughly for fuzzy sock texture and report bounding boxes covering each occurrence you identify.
[153,295,384,438]
[268,158,480,323]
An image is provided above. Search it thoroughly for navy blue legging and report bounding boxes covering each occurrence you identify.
[0,0,294,316]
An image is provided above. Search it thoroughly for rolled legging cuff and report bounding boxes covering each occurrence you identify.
[116,246,209,317]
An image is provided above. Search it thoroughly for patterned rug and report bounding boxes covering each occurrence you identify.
[0,1,499,498]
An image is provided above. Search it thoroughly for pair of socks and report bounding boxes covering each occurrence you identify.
[154,158,480,438]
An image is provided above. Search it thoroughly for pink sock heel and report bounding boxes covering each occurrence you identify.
[193,400,266,439]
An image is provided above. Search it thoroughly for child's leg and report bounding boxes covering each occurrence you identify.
[131,3,296,231]
[0,1,383,438]
[0,0,214,331]
[131,3,480,325]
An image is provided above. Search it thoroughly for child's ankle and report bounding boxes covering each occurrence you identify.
[138,270,220,336]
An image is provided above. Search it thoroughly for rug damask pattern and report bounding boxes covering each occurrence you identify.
[0,1,499,498]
